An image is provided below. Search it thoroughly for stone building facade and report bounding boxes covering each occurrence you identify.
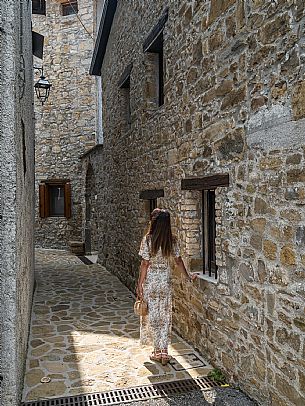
[0,1,35,405]
[86,1,305,405]
[33,0,97,249]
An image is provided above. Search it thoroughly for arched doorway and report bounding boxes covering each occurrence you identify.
[85,164,97,254]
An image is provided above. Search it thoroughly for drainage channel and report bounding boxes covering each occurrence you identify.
[22,376,225,406]
[77,256,94,265]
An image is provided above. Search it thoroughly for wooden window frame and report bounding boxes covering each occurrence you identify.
[32,0,46,15]
[181,174,229,279]
[39,180,71,219]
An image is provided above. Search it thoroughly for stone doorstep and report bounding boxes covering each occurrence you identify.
[68,241,85,255]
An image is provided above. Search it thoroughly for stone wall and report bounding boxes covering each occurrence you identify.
[91,1,305,404]
[0,0,35,404]
[33,0,96,249]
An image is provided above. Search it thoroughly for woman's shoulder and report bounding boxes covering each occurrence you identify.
[141,234,151,245]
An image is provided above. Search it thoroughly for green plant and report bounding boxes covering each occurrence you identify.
[208,368,226,382]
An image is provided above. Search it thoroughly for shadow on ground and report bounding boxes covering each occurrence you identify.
[22,249,212,402]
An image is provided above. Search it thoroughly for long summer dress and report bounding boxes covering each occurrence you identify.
[138,236,180,350]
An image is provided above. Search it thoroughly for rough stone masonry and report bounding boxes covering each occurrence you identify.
[84,1,305,405]
[0,1,35,405]
[33,0,97,249]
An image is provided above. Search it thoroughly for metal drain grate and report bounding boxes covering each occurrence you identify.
[169,352,207,371]
[22,377,225,406]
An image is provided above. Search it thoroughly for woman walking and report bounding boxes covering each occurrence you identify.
[137,208,196,365]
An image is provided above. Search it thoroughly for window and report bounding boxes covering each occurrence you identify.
[139,189,164,217]
[143,9,168,107]
[32,0,46,15]
[202,190,216,277]
[181,174,229,280]
[39,180,71,218]
[118,64,133,127]
[49,185,65,216]
[149,198,157,213]
[62,1,78,16]
[144,32,164,106]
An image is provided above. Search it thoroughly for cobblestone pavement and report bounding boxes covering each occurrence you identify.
[22,249,213,402]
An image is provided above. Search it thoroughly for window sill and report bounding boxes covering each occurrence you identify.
[191,272,219,285]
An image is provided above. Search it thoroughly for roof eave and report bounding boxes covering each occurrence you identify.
[89,0,118,76]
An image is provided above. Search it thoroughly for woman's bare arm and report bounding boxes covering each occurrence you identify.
[137,259,150,298]
[174,256,197,281]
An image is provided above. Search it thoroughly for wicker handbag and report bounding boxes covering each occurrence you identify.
[134,298,148,317]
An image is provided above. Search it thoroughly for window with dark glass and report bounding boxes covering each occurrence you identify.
[144,32,164,107]
[202,190,216,277]
[139,189,164,218]
[49,185,65,216]
[181,174,229,280]
[149,198,157,213]
[118,64,132,127]
[32,0,46,15]
[39,180,71,218]
[143,9,168,107]
[62,1,78,16]
[120,76,131,126]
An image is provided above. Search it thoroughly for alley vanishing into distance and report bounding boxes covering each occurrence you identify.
[2,1,305,404]
[22,250,213,402]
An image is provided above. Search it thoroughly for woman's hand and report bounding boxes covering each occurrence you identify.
[188,272,198,282]
[174,256,198,282]
[137,259,149,298]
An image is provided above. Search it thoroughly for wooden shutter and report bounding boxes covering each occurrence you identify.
[64,182,72,218]
[39,183,47,218]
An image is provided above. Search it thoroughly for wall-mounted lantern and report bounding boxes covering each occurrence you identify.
[34,66,52,105]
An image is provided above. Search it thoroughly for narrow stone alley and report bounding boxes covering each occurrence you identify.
[22,250,213,402]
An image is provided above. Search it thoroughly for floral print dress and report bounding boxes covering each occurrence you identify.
[138,236,180,350]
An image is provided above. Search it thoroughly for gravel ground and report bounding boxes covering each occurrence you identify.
[114,387,257,406]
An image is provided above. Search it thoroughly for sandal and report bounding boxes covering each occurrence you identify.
[150,350,162,363]
[161,349,171,366]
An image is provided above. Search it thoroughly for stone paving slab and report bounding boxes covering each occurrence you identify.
[22,249,213,402]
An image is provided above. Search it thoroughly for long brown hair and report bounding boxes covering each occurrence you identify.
[145,208,174,257]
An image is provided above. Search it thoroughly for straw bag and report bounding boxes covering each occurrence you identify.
[134,298,148,317]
